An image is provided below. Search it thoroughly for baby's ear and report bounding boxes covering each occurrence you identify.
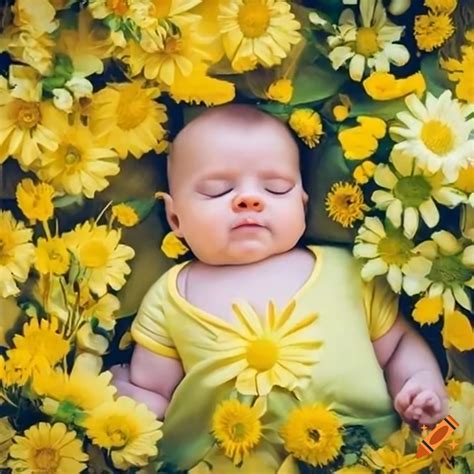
[160,192,183,237]
[302,190,309,210]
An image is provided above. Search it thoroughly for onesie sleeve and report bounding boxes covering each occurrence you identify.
[362,276,400,341]
[131,277,179,359]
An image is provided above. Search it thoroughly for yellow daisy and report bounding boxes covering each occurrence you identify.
[412,295,443,325]
[414,12,454,52]
[218,0,302,69]
[328,0,409,82]
[89,81,167,159]
[202,299,321,397]
[442,309,474,351]
[148,0,201,29]
[55,9,114,77]
[363,71,426,101]
[0,210,35,298]
[409,230,474,313]
[280,404,343,467]
[362,445,432,473]
[37,105,120,198]
[353,160,376,185]
[62,221,135,297]
[33,365,116,413]
[0,66,58,166]
[9,317,69,378]
[390,90,474,182]
[16,179,55,223]
[84,396,163,470]
[288,109,324,148]
[211,397,266,465]
[35,236,70,275]
[325,181,369,228]
[8,422,88,474]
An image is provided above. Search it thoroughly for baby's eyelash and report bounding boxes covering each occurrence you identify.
[205,189,233,198]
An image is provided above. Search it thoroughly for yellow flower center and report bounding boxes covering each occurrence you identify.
[356,27,380,57]
[238,0,270,38]
[164,36,183,55]
[455,164,474,193]
[34,447,60,471]
[64,146,81,165]
[79,240,109,268]
[377,232,414,266]
[246,339,279,371]
[117,90,149,130]
[14,101,41,130]
[106,0,128,16]
[108,428,128,447]
[421,119,455,155]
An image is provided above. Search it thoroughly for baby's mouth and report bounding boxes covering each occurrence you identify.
[232,217,265,229]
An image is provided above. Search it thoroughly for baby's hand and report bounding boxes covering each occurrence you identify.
[394,370,448,429]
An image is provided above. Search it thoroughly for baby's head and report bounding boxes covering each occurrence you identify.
[162,104,308,265]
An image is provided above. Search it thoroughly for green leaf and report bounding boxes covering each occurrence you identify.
[42,75,67,92]
[54,53,74,78]
[421,53,453,97]
[349,92,407,122]
[115,198,157,223]
[53,194,85,209]
[291,59,347,105]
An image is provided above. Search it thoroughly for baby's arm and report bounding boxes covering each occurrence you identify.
[373,316,448,428]
[111,344,184,419]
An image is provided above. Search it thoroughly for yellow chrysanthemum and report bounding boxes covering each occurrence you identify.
[84,396,163,470]
[88,0,153,29]
[37,106,120,198]
[424,0,457,14]
[362,445,432,473]
[0,418,15,465]
[442,309,474,351]
[62,221,135,297]
[0,210,35,298]
[8,422,88,474]
[218,0,301,69]
[112,203,140,227]
[412,295,443,325]
[325,182,368,228]
[280,404,343,467]
[1,353,30,387]
[289,109,323,148]
[414,12,454,52]
[16,179,55,223]
[89,81,167,159]
[446,378,462,400]
[266,79,293,104]
[35,236,70,275]
[211,397,265,466]
[33,366,116,412]
[9,318,69,379]
[201,300,321,397]
[353,160,376,185]
[169,63,235,106]
[161,232,189,258]
[363,71,426,101]
[0,67,58,166]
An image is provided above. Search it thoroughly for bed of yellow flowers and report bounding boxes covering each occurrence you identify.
[0,0,472,472]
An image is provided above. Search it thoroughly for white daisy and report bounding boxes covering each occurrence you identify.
[372,150,466,238]
[328,0,409,81]
[406,231,474,313]
[353,216,432,294]
[390,90,474,182]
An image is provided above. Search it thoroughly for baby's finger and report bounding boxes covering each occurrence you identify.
[411,390,435,410]
[395,386,418,413]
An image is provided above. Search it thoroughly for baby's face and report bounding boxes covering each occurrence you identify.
[166,119,308,265]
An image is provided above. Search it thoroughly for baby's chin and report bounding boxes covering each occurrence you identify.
[196,241,290,266]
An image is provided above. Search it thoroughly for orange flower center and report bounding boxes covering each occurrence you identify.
[13,101,41,130]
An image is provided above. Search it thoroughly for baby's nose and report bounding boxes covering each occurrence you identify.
[232,195,264,212]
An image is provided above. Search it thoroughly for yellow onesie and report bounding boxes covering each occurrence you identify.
[131,245,401,472]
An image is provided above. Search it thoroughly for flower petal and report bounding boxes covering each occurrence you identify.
[387,264,402,293]
[432,230,462,256]
[361,257,388,280]
[374,164,398,189]
[403,207,419,238]
[419,199,440,228]
[387,199,403,227]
